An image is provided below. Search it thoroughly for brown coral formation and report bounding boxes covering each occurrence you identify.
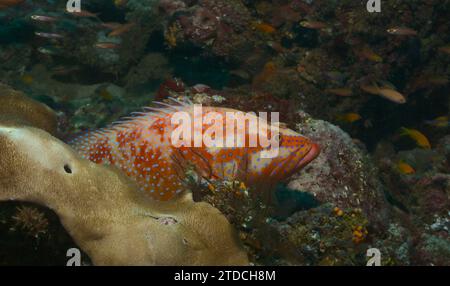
[0,83,57,135]
[0,89,248,265]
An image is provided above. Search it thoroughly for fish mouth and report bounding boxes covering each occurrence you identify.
[265,141,321,183]
[295,142,320,170]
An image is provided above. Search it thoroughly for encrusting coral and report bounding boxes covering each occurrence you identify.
[0,87,248,266]
[0,83,57,136]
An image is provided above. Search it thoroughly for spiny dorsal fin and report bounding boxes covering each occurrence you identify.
[69,97,192,148]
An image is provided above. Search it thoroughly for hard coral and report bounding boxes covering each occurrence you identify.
[0,125,248,265]
[0,89,248,265]
[0,83,57,136]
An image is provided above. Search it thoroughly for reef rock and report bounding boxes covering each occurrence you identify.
[0,83,57,135]
[287,111,389,224]
[376,135,450,220]
[256,112,392,265]
[373,136,450,265]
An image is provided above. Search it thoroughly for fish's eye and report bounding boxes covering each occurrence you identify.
[273,134,282,144]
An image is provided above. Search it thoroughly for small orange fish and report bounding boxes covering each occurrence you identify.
[300,21,327,30]
[114,0,127,7]
[360,83,406,104]
[360,84,380,95]
[21,74,33,85]
[397,161,415,174]
[359,46,383,63]
[325,88,353,97]
[98,88,113,101]
[70,99,320,201]
[425,76,449,87]
[0,0,23,9]
[108,23,135,37]
[387,27,418,36]
[253,22,276,34]
[252,61,277,87]
[438,45,450,55]
[101,22,123,30]
[267,41,285,53]
[51,66,80,75]
[377,88,406,104]
[399,127,431,149]
[69,10,99,18]
[336,113,361,123]
[425,116,449,128]
[409,75,449,91]
[95,42,120,49]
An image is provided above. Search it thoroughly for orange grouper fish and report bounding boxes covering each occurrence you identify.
[70,98,320,201]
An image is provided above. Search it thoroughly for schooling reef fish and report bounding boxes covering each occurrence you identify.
[360,83,406,104]
[31,15,58,22]
[0,0,24,9]
[108,23,135,37]
[70,99,320,201]
[68,10,99,18]
[399,127,431,149]
[387,27,418,36]
[37,46,60,55]
[397,161,415,175]
[94,42,120,49]
[325,88,353,97]
[438,45,450,55]
[358,46,383,63]
[35,32,64,39]
[299,20,327,30]
[425,116,449,128]
[252,22,276,34]
[336,113,361,123]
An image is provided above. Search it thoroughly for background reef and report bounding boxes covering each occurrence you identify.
[0,0,449,265]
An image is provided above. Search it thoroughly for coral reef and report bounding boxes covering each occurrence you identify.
[0,124,248,265]
[0,200,81,266]
[162,0,253,60]
[0,83,57,135]
[141,83,389,265]
[374,135,450,265]
[124,53,172,89]
[0,89,248,265]
[267,204,370,266]
[0,0,448,266]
